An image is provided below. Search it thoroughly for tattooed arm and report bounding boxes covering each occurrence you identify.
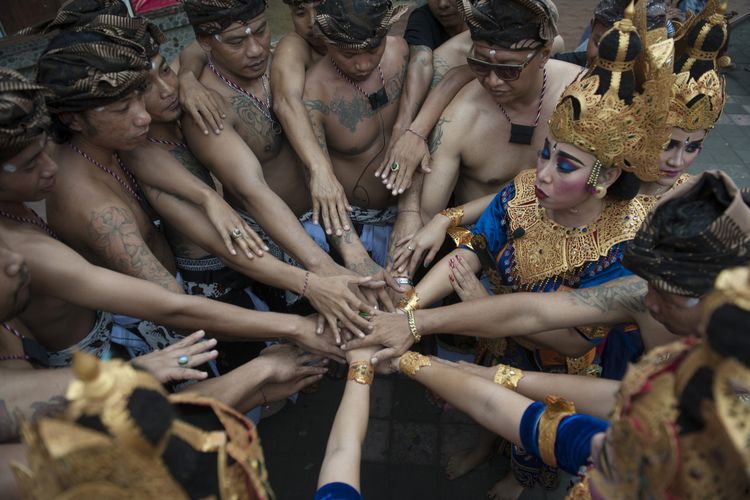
[86,204,184,293]
[0,369,70,442]
[419,109,463,220]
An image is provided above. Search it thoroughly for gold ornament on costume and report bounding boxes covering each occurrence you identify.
[538,395,576,468]
[505,170,647,288]
[669,0,729,132]
[347,361,375,385]
[548,1,673,182]
[397,288,421,312]
[493,364,524,391]
[11,352,274,500]
[399,351,431,377]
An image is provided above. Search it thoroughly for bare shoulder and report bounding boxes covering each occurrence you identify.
[545,58,583,86]
[434,30,471,64]
[385,35,409,56]
[273,32,313,68]
[442,81,485,123]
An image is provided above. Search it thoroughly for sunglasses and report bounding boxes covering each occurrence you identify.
[466,46,541,82]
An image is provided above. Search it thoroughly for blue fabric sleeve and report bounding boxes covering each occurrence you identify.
[519,401,545,457]
[469,185,513,258]
[314,482,362,500]
[554,414,609,474]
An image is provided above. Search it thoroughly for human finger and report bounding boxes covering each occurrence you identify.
[297,352,327,365]
[327,199,344,237]
[169,367,210,382]
[242,221,268,254]
[294,373,325,392]
[164,329,206,349]
[376,287,395,313]
[394,168,413,196]
[316,315,326,335]
[311,198,321,226]
[371,347,399,365]
[336,196,352,226]
[320,203,333,236]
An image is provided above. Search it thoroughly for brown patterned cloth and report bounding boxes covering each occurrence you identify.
[314,0,407,50]
[594,0,667,29]
[182,0,268,36]
[36,16,156,114]
[623,171,750,297]
[0,68,51,150]
[18,0,128,36]
[456,0,558,49]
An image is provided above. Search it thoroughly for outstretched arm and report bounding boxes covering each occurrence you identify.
[271,34,351,237]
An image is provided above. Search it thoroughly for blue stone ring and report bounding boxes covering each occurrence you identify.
[177,355,190,366]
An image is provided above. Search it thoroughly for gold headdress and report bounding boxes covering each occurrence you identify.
[548,1,673,182]
[573,266,750,499]
[12,352,274,499]
[669,0,729,131]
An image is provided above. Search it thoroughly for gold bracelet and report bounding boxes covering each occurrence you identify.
[397,288,420,312]
[538,395,576,468]
[440,206,464,227]
[405,309,421,342]
[493,364,524,391]
[399,351,431,377]
[347,361,374,385]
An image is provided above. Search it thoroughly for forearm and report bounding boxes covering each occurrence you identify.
[0,368,71,442]
[409,65,473,139]
[178,41,207,79]
[398,171,423,213]
[516,371,619,419]
[276,95,333,174]
[392,46,433,133]
[185,357,273,413]
[406,357,530,445]
[412,248,478,306]
[329,223,378,271]
[318,367,370,489]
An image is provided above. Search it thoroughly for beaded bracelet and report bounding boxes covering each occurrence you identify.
[300,271,311,297]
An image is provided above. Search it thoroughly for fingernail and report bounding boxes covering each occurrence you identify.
[231,249,237,255]
[399,188,404,194]
[215,129,220,134]
[264,246,270,251]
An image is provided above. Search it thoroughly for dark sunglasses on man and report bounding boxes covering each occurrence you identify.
[466,46,542,82]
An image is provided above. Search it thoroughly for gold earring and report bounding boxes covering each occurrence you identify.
[594,185,607,199]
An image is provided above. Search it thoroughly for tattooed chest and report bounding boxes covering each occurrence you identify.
[230,96,283,157]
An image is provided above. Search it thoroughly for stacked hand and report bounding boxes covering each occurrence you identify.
[342,310,415,365]
[132,330,218,383]
[375,127,432,196]
[257,344,329,403]
[178,72,226,136]
[204,194,268,258]
[309,165,352,236]
[390,213,449,276]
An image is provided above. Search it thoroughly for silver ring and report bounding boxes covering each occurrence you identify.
[407,245,415,251]
[395,276,413,287]
[177,355,190,366]
[390,161,400,173]
[230,228,242,240]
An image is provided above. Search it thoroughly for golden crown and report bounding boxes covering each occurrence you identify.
[669,0,729,131]
[548,1,673,182]
[11,353,274,499]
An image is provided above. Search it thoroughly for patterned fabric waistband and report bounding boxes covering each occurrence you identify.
[46,310,113,367]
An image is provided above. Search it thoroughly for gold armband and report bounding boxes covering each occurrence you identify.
[399,351,431,377]
[405,309,421,342]
[538,395,576,468]
[397,288,420,312]
[347,361,374,385]
[446,226,474,249]
[493,364,524,391]
[440,206,464,227]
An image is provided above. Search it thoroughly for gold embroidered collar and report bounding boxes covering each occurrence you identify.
[506,170,647,286]
[636,173,691,213]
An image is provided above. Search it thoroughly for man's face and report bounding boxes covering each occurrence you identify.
[144,54,181,123]
[427,0,463,32]
[468,42,547,104]
[0,239,30,321]
[644,284,704,337]
[290,1,324,48]
[203,14,272,81]
[0,135,57,203]
[71,90,151,151]
[656,127,706,187]
[328,41,387,82]
[586,20,610,67]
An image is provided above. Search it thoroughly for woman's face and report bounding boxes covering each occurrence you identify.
[657,127,706,187]
[534,137,599,211]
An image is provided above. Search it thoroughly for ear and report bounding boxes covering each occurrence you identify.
[196,34,213,53]
[539,46,552,66]
[598,166,621,189]
[61,112,85,133]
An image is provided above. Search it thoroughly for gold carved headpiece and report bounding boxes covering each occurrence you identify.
[577,267,750,499]
[669,0,729,131]
[548,1,673,182]
[12,353,274,499]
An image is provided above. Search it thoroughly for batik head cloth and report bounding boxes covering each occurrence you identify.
[456,0,558,49]
[0,68,51,151]
[18,0,128,36]
[37,18,155,114]
[593,0,666,29]
[182,0,268,37]
[623,171,750,297]
[314,0,407,50]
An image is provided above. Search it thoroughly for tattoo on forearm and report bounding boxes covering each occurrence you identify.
[330,228,355,246]
[0,396,66,442]
[87,206,179,291]
[429,117,450,154]
[431,54,450,89]
[565,278,648,315]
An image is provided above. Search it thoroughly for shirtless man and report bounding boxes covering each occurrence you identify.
[420,0,580,220]
[181,0,399,303]
[303,0,425,276]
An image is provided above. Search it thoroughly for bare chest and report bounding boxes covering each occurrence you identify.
[230,95,284,161]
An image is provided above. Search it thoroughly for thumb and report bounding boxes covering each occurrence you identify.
[371,347,398,365]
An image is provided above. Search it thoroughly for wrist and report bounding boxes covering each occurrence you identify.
[246,356,274,385]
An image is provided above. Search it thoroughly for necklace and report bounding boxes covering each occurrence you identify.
[497,68,547,145]
[148,136,186,149]
[207,59,280,133]
[0,206,58,239]
[330,58,388,111]
[0,322,29,362]
[68,143,141,202]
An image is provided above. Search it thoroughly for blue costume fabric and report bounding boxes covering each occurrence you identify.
[519,402,609,475]
[314,482,362,500]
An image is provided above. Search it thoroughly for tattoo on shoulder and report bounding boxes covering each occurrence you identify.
[87,206,177,290]
[565,278,648,315]
[429,117,450,154]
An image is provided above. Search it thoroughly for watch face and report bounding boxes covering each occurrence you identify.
[368,87,389,111]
